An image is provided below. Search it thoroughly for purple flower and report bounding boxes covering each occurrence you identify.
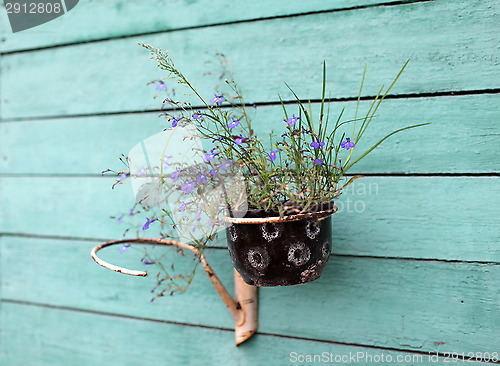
[227,117,240,129]
[163,156,171,169]
[137,167,147,177]
[120,244,130,253]
[219,160,233,170]
[196,174,208,184]
[119,172,130,181]
[314,159,325,166]
[234,135,248,145]
[210,93,225,106]
[117,215,124,224]
[180,180,196,194]
[142,217,158,231]
[310,140,326,149]
[142,259,156,265]
[129,207,135,216]
[269,149,280,162]
[204,149,218,162]
[209,168,218,176]
[171,117,182,128]
[286,114,300,127]
[340,138,355,150]
[171,170,181,181]
[193,111,203,120]
[179,201,192,212]
[156,81,166,91]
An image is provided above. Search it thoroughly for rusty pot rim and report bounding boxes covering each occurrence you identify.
[224,201,337,224]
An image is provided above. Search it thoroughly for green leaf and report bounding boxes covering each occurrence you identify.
[343,122,431,172]
[340,175,365,191]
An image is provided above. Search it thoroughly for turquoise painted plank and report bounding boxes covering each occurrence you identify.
[1,94,499,175]
[1,238,235,330]
[334,177,500,262]
[259,257,500,354]
[2,238,499,355]
[0,0,414,53]
[1,0,499,119]
[3,303,482,366]
[0,177,498,262]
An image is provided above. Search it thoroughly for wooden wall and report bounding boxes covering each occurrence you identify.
[1,0,498,364]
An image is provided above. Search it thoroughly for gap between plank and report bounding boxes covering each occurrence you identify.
[1,299,498,364]
[0,173,498,177]
[1,87,499,124]
[0,0,434,56]
[1,232,499,266]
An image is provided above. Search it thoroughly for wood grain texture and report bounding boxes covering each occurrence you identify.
[1,0,499,361]
[1,94,499,175]
[1,0,499,119]
[0,176,498,262]
[4,302,489,366]
[1,238,499,356]
[0,0,419,53]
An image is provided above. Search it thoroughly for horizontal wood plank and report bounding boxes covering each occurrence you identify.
[1,94,498,175]
[1,237,499,355]
[4,302,486,366]
[0,177,498,262]
[0,0,416,53]
[1,0,498,362]
[1,0,499,119]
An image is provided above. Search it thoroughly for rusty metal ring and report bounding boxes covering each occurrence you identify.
[90,238,203,277]
[224,206,337,224]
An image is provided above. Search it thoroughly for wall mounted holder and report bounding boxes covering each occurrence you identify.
[91,238,258,345]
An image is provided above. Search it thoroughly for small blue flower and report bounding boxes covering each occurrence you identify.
[117,215,124,224]
[179,201,192,212]
[163,156,172,169]
[310,140,325,149]
[234,135,248,145]
[120,244,130,253]
[119,172,130,181]
[219,160,233,170]
[227,117,240,129]
[180,180,196,194]
[340,138,355,150]
[209,168,218,176]
[314,159,325,166]
[142,259,156,265]
[156,81,166,91]
[193,111,203,120]
[210,93,225,106]
[171,170,181,181]
[269,149,280,162]
[286,114,300,127]
[142,218,158,231]
[129,207,135,216]
[171,117,182,128]
[204,149,218,162]
[196,174,208,184]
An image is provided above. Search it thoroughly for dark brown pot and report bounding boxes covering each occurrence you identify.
[226,203,333,286]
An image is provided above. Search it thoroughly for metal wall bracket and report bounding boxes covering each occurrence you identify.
[90,238,258,345]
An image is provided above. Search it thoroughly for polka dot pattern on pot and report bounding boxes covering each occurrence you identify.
[287,242,311,267]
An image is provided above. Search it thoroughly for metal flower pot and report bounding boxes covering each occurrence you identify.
[226,203,335,286]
